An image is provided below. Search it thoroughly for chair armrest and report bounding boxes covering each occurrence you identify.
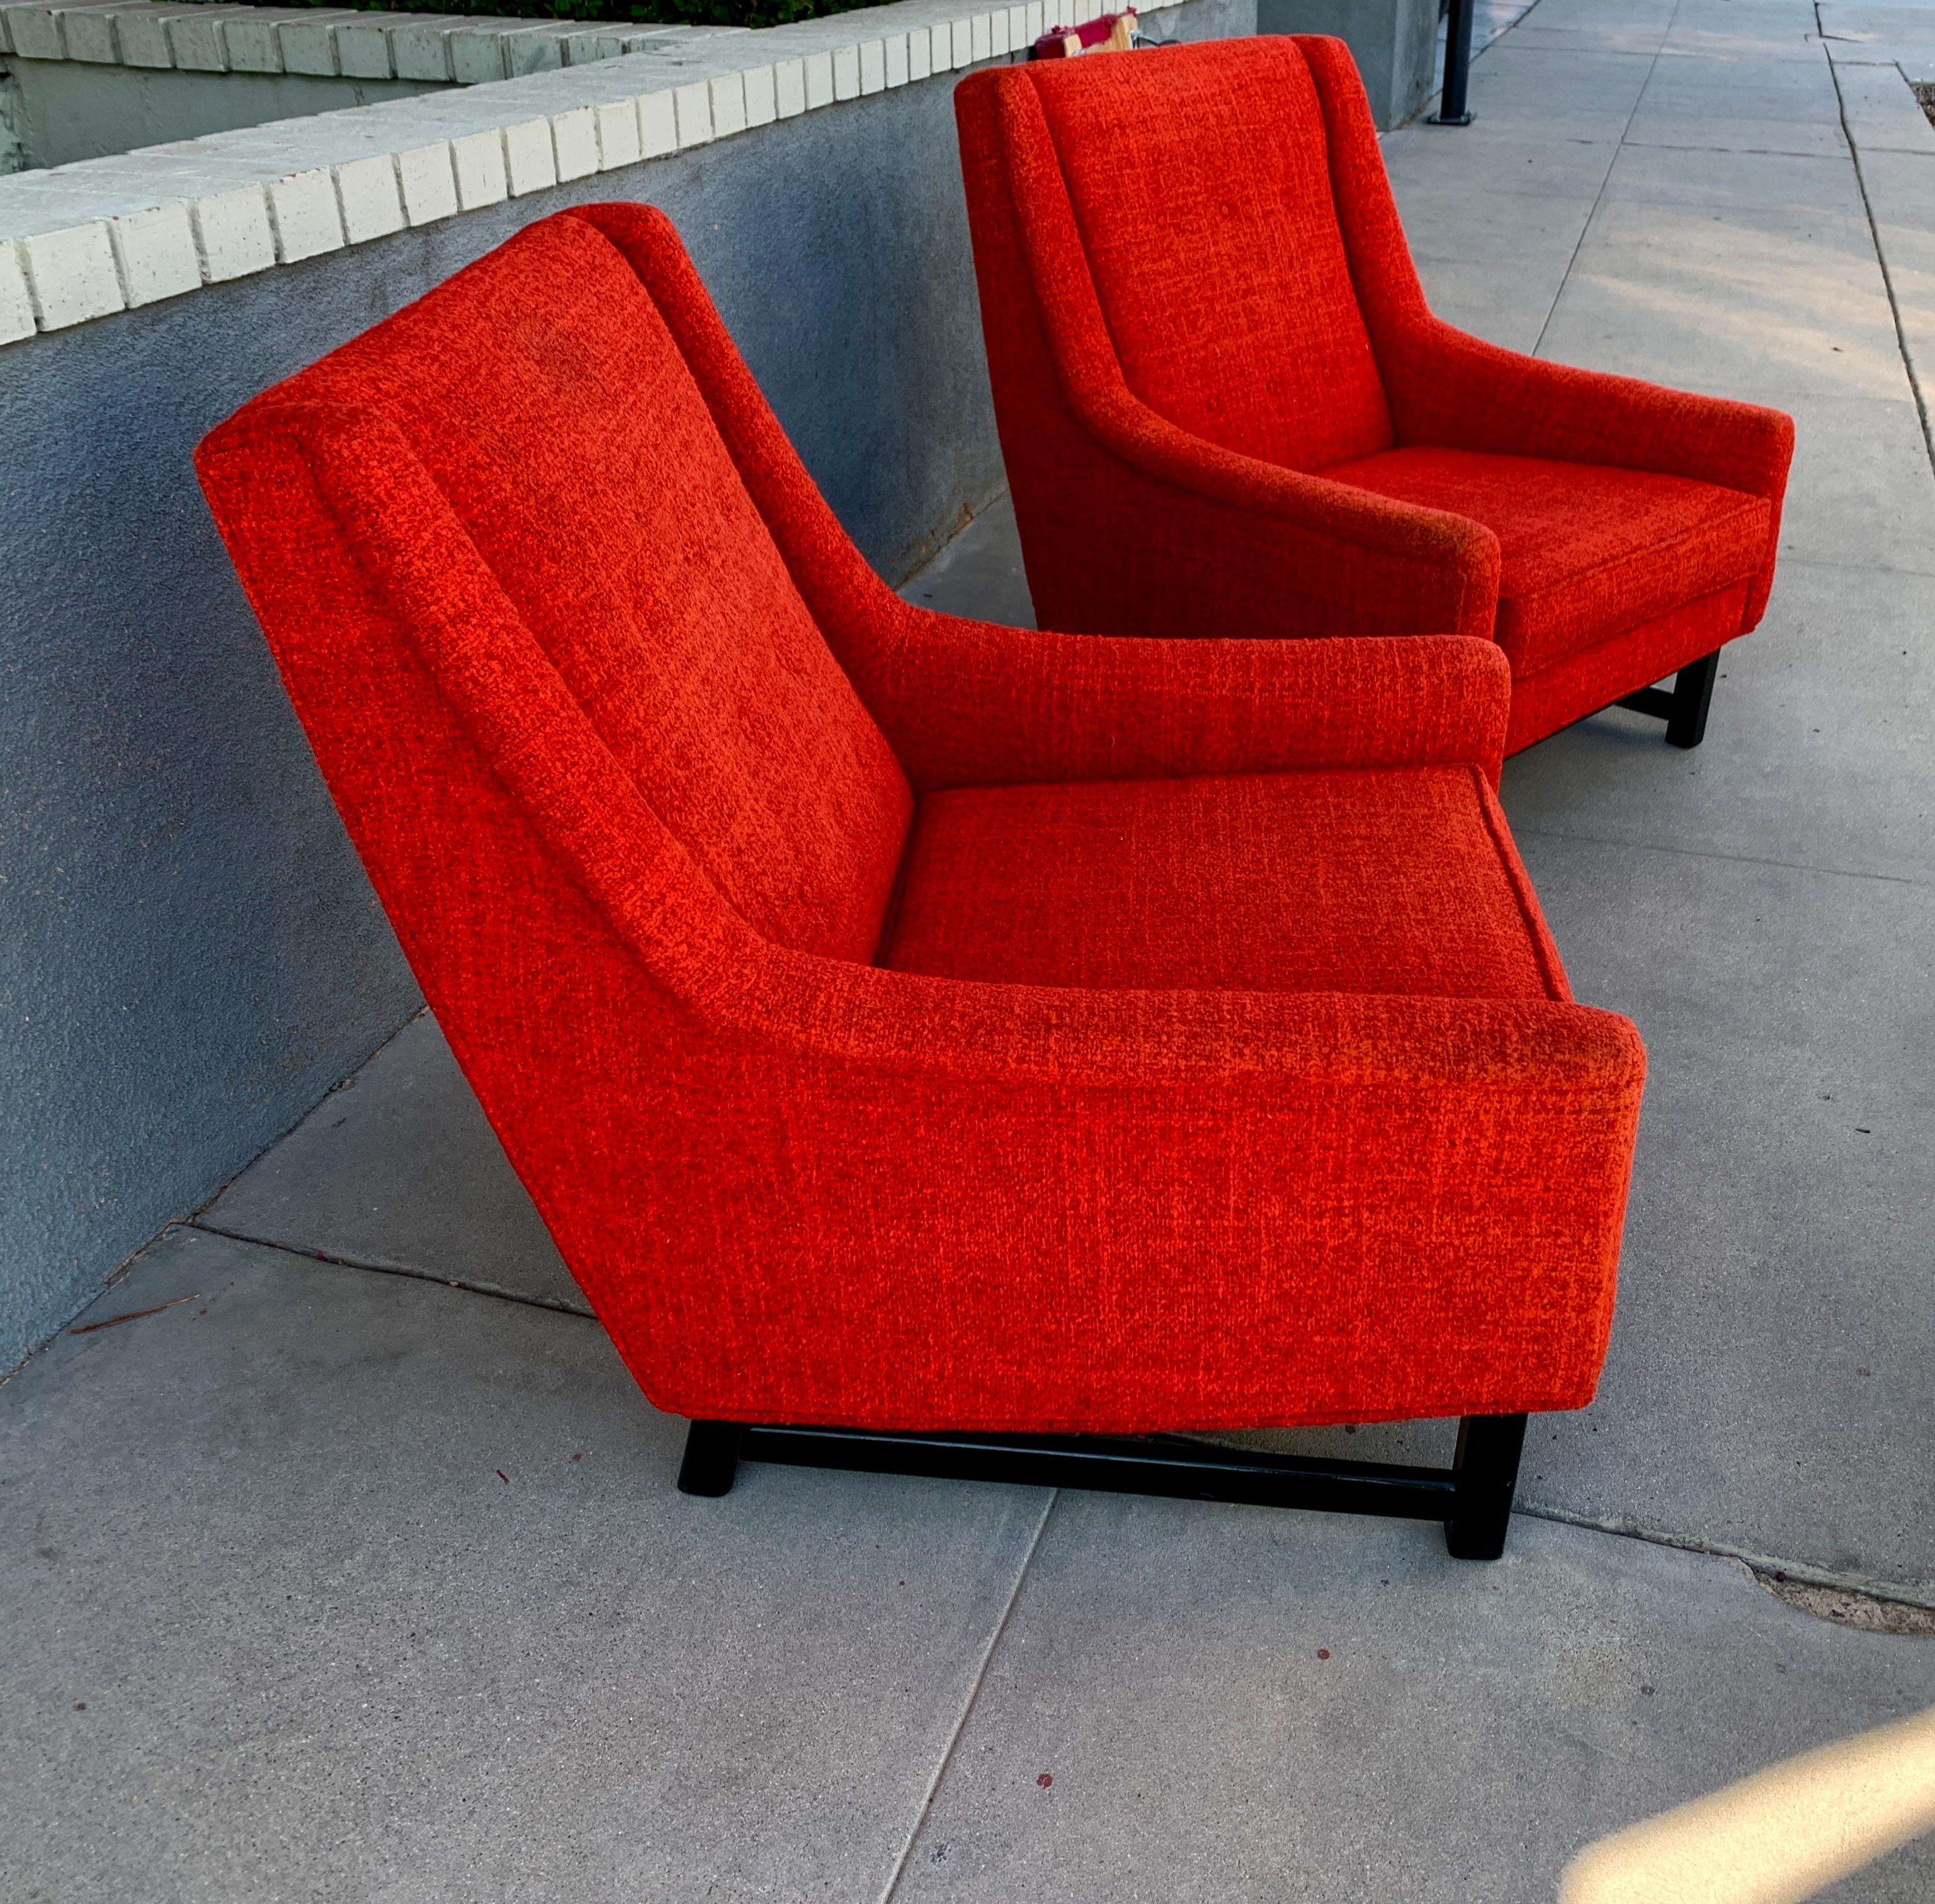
[1045,378,1504,646]
[1385,323,1795,630]
[1387,319,1795,504]
[1295,33,1793,516]
[846,618,1513,791]
[737,944,1642,1099]
[636,955,1647,1429]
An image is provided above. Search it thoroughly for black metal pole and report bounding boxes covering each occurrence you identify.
[1429,0,1477,125]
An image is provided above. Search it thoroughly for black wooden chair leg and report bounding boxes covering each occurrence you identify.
[1614,647,1723,747]
[1664,648,1720,750]
[684,1413,1535,1559]
[678,1419,741,1497]
[1444,1412,1528,1560]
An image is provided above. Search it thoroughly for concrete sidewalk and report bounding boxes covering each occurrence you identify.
[5,3,1934,1898]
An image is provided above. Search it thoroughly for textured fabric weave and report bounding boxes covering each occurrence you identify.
[195,205,1645,1437]
[955,36,1795,752]
[1507,583,1750,756]
[1321,446,1771,677]
[286,215,911,963]
[886,766,1562,1000]
[1030,40,1392,470]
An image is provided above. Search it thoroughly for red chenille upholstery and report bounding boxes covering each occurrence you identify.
[955,37,1795,754]
[195,204,1645,1438]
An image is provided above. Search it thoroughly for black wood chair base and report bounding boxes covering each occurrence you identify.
[678,1412,1529,1560]
[1616,647,1721,749]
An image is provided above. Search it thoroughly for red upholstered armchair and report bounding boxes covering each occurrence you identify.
[196,205,1645,1560]
[955,37,1795,756]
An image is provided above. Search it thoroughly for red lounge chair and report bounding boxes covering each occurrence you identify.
[955,37,1795,756]
[195,205,1644,1559]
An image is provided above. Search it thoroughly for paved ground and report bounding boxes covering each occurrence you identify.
[6,3,1934,1899]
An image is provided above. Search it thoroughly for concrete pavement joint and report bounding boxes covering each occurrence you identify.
[878,1487,1057,1902]
[167,1219,1935,1621]
[1616,139,1854,156]
[1507,827,1932,890]
[1531,0,1682,360]
[1769,550,1935,580]
[0,1005,430,1383]
[186,1217,599,1320]
[1521,1499,1935,1614]
[178,1005,429,1223]
[1762,1574,1935,1633]
[1823,3,1935,475]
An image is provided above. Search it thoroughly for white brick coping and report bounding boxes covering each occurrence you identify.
[0,1,755,86]
[0,0,1179,341]
[0,0,1189,344]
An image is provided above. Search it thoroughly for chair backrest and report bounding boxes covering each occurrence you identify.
[202,209,912,973]
[967,36,1398,472]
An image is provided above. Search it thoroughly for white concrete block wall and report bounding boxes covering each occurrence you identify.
[592,96,640,169]
[638,88,676,154]
[708,70,747,137]
[167,9,229,72]
[391,18,457,81]
[803,47,832,108]
[449,126,506,208]
[0,0,1195,346]
[191,182,275,279]
[550,103,598,180]
[334,151,404,237]
[107,3,174,65]
[106,199,200,302]
[394,140,458,223]
[265,164,343,259]
[278,11,356,76]
[64,8,121,61]
[0,242,35,341]
[220,13,283,70]
[0,2,737,84]
[742,63,775,126]
[22,219,120,324]
[6,6,65,59]
[672,78,710,147]
[335,16,398,77]
[501,116,555,193]
[775,55,806,115]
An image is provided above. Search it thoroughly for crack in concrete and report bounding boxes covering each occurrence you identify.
[1824,5,1935,474]
[186,1218,598,1322]
[1506,825,1932,888]
[878,1489,1057,1901]
[1531,0,1684,359]
[179,1218,1935,1616]
[1759,1573,1935,1633]
[1523,1500,1935,1615]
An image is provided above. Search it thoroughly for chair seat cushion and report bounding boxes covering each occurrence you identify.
[1319,446,1771,677]
[880,766,1563,1001]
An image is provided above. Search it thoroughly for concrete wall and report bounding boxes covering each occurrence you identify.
[1,56,445,168]
[1257,0,1438,125]
[0,60,26,167]
[0,0,1254,1373]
